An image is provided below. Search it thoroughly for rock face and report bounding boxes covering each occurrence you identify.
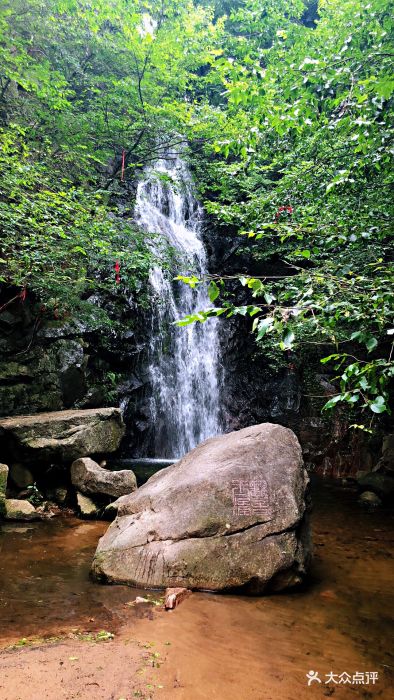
[5,498,39,521]
[373,433,394,473]
[0,408,125,465]
[0,463,8,516]
[92,423,311,594]
[71,457,137,498]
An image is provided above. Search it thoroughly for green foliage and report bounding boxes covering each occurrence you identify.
[0,0,218,315]
[26,483,44,506]
[0,125,154,313]
[181,0,394,419]
[0,0,392,419]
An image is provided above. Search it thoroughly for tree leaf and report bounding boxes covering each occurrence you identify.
[208,280,219,302]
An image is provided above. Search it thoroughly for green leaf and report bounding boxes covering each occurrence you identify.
[264,292,275,304]
[71,246,87,255]
[281,328,295,350]
[358,376,369,391]
[175,275,200,289]
[365,336,378,353]
[322,394,343,411]
[208,281,220,302]
[256,317,273,340]
[320,354,341,365]
[369,396,387,414]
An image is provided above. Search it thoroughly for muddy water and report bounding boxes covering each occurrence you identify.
[0,519,145,642]
[0,478,393,699]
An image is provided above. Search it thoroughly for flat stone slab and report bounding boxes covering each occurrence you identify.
[0,408,125,464]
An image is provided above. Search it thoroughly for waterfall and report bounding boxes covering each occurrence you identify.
[135,154,221,458]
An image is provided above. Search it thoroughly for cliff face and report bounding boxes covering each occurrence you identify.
[219,316,380,477]
[203,218,386,478]
[0,218,387,478]
[0,290,150,448]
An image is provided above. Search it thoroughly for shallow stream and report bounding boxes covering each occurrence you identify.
[0,478,392,698]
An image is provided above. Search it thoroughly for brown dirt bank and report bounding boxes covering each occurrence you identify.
[0,634,165,700]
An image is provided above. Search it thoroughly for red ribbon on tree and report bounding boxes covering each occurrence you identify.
[114,260,121,284]
[121,149,126,181]
[275,205,293,222]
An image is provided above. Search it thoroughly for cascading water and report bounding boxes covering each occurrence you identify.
[135,154,221,458]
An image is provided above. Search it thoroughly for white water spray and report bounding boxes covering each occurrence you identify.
[135,154,221,457]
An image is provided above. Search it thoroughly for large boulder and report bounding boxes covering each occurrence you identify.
[0,408,125,465]
[71,457,137,498]
[92,423,311,594]
[0,463,8,516]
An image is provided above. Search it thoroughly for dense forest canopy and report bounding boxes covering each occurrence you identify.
[0,0,393,419]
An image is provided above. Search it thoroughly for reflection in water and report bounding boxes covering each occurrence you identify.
[0,478,393,698]
[0,519,142,642]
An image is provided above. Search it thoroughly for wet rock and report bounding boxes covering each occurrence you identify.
[357,472,394,503]
[0,408,125,465]
[358,491,382,508]
[76,492,99,518]
[54,487,68,505]
[0,336,87,418]
[9,463,34,489]
[44,486,69,505]
[5,498,39,521]
[92,423,311,593]
[0,463,8,516]
[71,457,137,498]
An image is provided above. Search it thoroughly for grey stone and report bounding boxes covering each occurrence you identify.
[0,463,8,517]
[0,408,125,465]
[9,463,34,489]
[357,471,394,503]
[54,487,68,505]
[5,498,39,521]
[71,457,137,498]
[76,492,99,518]
[0,339,86,418]
[358,491,382,508]
[92,423,311,594]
